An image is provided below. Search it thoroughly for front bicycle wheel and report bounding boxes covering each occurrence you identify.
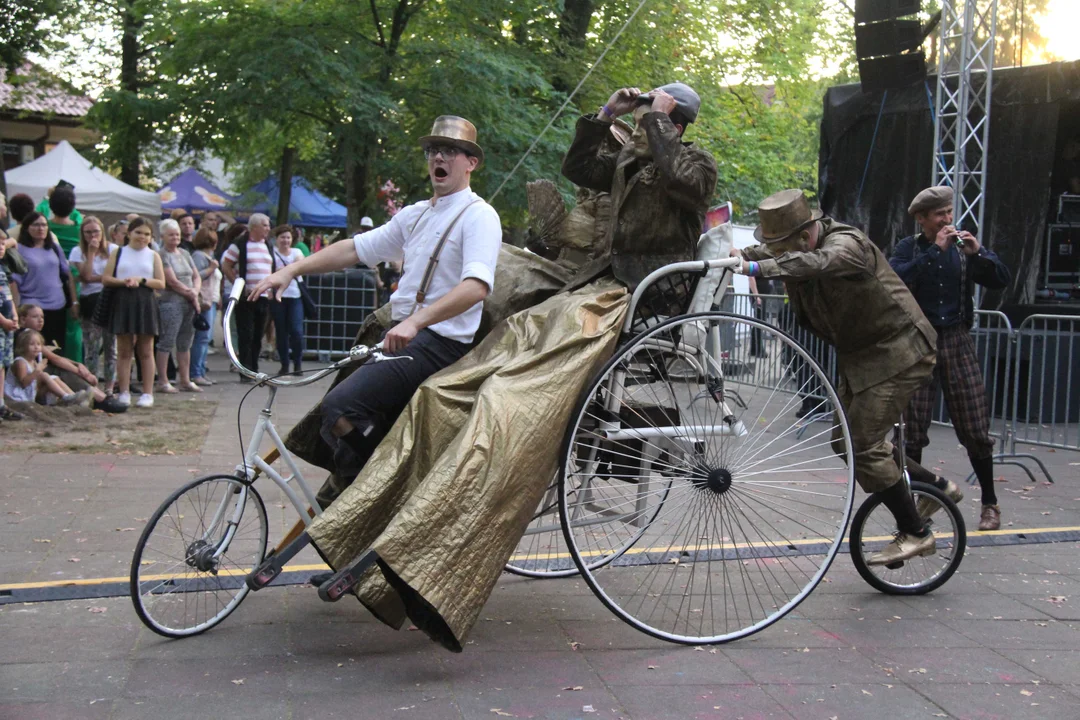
[560,312,856,644]
[849,481,966,595]
[131,474,268,638]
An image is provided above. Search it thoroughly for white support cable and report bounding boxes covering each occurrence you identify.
[488,0,651,202]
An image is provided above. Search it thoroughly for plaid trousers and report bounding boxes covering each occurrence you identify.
[905,323,995,459]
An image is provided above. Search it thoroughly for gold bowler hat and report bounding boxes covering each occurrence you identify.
[419,115,484,168]
[753,189,824,243]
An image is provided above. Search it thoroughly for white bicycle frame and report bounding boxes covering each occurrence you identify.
[220,279,395,533]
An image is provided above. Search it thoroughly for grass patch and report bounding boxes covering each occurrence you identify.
[2,393,219,455]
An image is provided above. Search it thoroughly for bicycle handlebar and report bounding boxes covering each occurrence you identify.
[223,278,392,388]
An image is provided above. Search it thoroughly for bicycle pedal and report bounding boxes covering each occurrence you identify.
[884,560,905,570]
[318,572,356,602]
[246,558,284,591]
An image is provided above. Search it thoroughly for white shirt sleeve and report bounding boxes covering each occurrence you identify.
[223,244,239,263]
[459,203,501,291]
[353,212,408,269]
[69,246,84,264]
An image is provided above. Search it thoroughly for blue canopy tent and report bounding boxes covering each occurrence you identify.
[248,176,348,228]
[158,168,236,214]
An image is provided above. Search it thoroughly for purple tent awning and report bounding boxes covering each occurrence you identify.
[158,168,235,212]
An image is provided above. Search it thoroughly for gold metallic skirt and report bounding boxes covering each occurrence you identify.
[306,279,629,651]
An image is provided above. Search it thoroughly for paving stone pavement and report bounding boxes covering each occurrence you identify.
[2,352,1078,720]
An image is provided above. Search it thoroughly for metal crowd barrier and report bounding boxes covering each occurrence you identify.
[722,292,1078,483]
[304,268,379,360]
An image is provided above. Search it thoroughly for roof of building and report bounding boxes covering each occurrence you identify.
[0,63,93,118]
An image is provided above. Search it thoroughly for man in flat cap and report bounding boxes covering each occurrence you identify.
[890,186,1010,530]
[733,189,950,566]
[561,82,718,298]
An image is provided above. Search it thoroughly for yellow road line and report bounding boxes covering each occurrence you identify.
[2,525,1078,593]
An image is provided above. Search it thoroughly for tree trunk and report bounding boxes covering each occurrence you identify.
[276,146,296,227]
[553,0,598,93]
[119,0,141,186]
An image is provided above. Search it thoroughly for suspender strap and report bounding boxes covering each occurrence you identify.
[413,199,484,308]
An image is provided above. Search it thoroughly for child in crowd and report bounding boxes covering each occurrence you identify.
[16,304,127,413]
[101,217,165,409]
[0,240,25,422]
[5,329,88,406]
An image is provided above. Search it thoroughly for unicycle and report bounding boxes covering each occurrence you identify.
[848,417,966,595]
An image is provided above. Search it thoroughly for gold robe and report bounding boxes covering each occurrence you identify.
[306,280,629,651]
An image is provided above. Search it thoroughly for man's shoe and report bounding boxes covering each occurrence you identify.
[136,393,154,408]
[866,530,936,566]
[94,395,129,414]
[978,504,1001,531]
[0,406,25,421]
[116,392,132,407]
[916,479,963,519]
[794,397,818,419]
[308,572,333,588]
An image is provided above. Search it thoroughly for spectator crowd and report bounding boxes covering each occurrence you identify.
[0,185,313,423]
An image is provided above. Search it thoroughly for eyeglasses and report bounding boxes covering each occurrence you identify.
[85,229,102,237]
[29,221,49,228]
[424,144,465,160]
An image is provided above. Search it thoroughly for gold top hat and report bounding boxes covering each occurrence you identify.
[753,189,824,243]
[419,115,484,168]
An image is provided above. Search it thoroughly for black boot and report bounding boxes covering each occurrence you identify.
[876,481,928,537]
[795,396,817,418]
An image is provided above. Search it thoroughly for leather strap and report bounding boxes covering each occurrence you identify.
[411,198,484,312]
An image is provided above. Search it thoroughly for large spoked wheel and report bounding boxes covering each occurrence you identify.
[559,312,856,644]
[505,474,577,577]
[849,480,966,595]
[131,474,268,638]
[506,457,672,578]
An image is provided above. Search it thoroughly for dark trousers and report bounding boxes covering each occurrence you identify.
[317,328,470,504]
[269,297,304,370]
[41,308,68,353]
[235,298,269,373]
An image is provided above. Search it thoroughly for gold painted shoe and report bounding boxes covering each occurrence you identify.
[866,530,937,566]
[916,479,963,519]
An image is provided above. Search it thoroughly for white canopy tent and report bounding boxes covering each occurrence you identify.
[4,140,161,216]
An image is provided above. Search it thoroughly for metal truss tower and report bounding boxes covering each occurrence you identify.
[931,0,998,240]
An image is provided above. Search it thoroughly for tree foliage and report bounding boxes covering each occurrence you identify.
[33,0,868,227]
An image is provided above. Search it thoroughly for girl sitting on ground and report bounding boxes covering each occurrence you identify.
[5,329,88,406]
[101,217,165,409]
[16,304,127,413]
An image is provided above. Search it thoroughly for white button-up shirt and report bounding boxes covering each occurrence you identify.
[352,188,501,343]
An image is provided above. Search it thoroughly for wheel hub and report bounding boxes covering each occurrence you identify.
[185,540,220,574]
[693,467,733,495]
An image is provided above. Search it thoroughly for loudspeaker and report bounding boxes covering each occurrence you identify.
[858,52,927,92]
[855,18,923,58]
[855,0,920,24]
[855,0,926,91]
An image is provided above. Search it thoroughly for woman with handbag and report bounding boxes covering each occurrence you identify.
[69,217,117,394]
[155,219,202,393]
[9,212,77,355]
[269,225,306,376]
[101,217,165,409]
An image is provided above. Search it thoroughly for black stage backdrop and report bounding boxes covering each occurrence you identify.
[819,60,1080,308]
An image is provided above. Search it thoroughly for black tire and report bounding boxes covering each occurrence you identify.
[131,474,268,638]
[849,481,966,595]
[559,311,856,644]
